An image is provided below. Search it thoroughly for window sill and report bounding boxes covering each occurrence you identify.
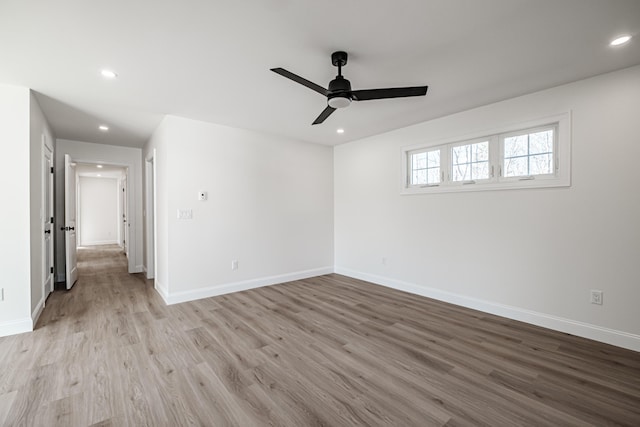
[401,175,570,195]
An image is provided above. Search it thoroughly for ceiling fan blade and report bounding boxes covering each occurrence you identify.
[351,86,428,101]
[312,106,336,125]
[271,68,328,96]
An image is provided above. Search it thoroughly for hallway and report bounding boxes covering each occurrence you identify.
[0,245,164,426]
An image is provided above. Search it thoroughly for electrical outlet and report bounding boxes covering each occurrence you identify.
[198,191,207,201]
[231,260,238,270]
[590,290,603,305]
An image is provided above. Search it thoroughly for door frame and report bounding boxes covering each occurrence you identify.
[145,150,156,280]
[66,158,133,273]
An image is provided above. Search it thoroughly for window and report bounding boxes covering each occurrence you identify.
[401,113,570,194]
[502,127,554,178]
[409,148,441,186]
[451,140,489,182]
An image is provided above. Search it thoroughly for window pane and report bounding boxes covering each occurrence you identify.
[427,150,440,167]
[530,153,553,175]
[427,168,440,184]
[452,145,469,165]
[530,130,553,154]
[453,164,470,181]
[472,141,489,162]
[472,162,489,179]
[412,169,427,185]
[504,135,528,157]
[504,157,528,177]
[412,152,426,170]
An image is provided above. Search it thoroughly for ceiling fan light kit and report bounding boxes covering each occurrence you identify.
[271,51,428,125]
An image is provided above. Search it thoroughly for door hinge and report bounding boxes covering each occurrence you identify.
[50,217,54,224]
[50,267,54,274]
[50,166,54,173]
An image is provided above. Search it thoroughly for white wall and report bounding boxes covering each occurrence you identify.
[335,65,640,351]
[143,115,334,303]
[79,177,119,246]
[55,139,143,277]
[0,85,31,336]
[143,120,170,293]
[29,92,55,321]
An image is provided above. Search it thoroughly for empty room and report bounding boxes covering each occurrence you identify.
[1,1,639,426]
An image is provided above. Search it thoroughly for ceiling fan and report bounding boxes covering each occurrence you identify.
[271,51,428,125]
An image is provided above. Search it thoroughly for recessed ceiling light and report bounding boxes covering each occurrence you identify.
[96,164,103,169]
[337,128,345,134]
[97,174,102,177]
[100,69,118,79]
[610,35,631,46]
[99,125,109,131]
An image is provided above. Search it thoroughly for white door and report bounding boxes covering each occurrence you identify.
[64,154,78,289]
[42,140,54,296]
[122,176,128,257]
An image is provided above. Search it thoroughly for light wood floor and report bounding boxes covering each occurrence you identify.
[1,246,639,426]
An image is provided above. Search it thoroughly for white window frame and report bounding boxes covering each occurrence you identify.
[401,112,571,195]
[449,137,494,185]
[499,124,557,182]
[406,146,443,187]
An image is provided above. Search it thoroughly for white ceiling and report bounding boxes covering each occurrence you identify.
[1,0,639,148]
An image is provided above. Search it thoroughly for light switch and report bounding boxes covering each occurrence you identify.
[177,209,193,220]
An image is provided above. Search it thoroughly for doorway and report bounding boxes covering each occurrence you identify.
[75,163,129,252]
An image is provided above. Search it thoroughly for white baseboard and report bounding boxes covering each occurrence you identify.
[0,317,33,337]
[133,265,144,273]
[31,296,45,327]
[154,279,170,305]
[161,266,334,305]
[335,267,640,353]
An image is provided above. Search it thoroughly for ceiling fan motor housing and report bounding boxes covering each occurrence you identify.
[328,76,352,108]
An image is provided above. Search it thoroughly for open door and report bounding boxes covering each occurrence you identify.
[43,140,54,296]
[64,154,78,289]
[121,175,128,257]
